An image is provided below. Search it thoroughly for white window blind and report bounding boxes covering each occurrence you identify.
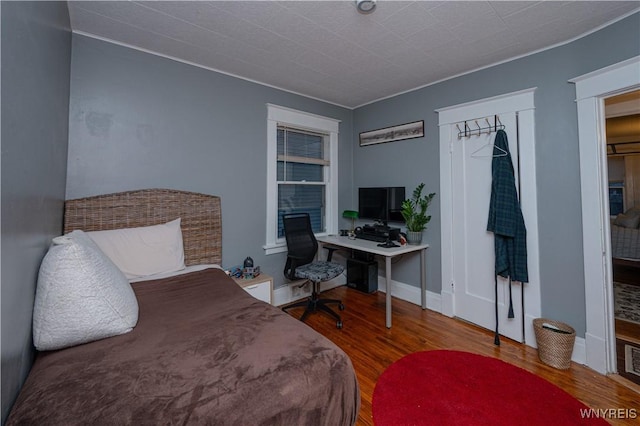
[277,127,328,237]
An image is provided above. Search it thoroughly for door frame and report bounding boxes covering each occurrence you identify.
[570,56,640,374]
[437,88,541,346]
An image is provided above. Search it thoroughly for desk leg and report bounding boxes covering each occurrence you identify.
[421,248,427,310]
[386,256,392,328]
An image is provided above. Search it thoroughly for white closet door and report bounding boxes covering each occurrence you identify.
[451,112,524,342]
[438,89,539,346]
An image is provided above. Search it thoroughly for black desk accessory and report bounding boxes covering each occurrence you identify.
[377,240,399,248]
[356,223,401,243]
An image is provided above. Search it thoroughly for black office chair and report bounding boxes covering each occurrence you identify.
[281,213,345,329]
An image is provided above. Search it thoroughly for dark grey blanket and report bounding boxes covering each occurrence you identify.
[7,268,360,425]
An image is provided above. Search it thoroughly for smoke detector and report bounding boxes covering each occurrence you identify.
[356,0,377,14]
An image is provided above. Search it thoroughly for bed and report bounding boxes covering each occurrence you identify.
[610,207,640,286]
[610,223,640,261]
[7,189,360,425]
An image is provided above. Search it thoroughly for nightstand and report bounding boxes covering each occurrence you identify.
[232,274,273,305]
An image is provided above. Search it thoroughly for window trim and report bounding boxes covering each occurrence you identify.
[264,104,340,255]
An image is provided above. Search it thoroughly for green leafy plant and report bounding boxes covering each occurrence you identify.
[401,183,436,232]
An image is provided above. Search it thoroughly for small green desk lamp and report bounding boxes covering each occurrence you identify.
[342,210,359,232]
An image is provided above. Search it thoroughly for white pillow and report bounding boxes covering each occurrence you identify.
[87,218,185,279]
[33,230,139,351]
[614,212,640,229]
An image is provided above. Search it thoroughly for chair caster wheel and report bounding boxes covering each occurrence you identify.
[336,320,343,329]
[339,304,345,311]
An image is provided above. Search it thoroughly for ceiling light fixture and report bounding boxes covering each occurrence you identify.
[356,0,377,14]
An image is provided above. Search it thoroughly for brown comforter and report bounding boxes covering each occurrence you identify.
[7,268,360,425]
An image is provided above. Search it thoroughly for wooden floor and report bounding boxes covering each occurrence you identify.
[284,286,640,426]
[616,318,640,386]
[617,319,640,345]
[613,259,640,387]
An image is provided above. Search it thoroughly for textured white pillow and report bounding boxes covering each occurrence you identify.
[33,230,139,351]
[614,212,640,229]
[87,218,185,279]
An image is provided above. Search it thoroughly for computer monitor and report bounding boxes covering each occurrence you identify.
[358,187,405,224]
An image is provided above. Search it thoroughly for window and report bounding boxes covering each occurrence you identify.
[265,104,340,255]
[277,127,327,237]
[609,183,624,216]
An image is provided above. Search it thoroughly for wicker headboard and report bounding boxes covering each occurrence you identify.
[64,189,222,266]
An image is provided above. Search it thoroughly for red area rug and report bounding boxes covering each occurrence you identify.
[372,350,607,425]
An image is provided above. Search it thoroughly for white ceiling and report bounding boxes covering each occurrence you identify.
[68,1,640,109]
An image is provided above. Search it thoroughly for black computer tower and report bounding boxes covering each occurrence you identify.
[347,257,378,293]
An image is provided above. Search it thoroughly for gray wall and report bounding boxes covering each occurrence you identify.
[608,157,625,182]
[66,35,354,287]
[1,1,71,422]
[352,12,640,337]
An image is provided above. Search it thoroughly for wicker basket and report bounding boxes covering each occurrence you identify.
[533,318,576,370]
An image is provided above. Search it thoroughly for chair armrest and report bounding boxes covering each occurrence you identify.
[323,245,341,262]
[284,254,306,280]
[287,254,307,260]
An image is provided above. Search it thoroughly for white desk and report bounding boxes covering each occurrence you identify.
[317,235,429,328]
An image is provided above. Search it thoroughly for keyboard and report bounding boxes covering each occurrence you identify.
[356,233,388,243]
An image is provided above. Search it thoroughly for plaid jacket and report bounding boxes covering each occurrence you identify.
[486,130,529,283]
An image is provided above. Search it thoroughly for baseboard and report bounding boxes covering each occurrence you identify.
[585,332,608,374]
[524,314,539,349]
[572,336,587,366]
[274,275,588,368]
[273,276,345,307]
[379,276,589,364]
[440,288,454,318]
[377,275,442,313]
[274,274,442,311]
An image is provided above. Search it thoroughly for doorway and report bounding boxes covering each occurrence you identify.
[438,88,541,345]
[572,56,640,375]
[605,90,640,386]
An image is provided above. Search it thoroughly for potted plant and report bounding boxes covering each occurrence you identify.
[401,183,436,245]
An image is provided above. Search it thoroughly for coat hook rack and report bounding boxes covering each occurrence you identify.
[485,118,492,134]
[457,115,505,139]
